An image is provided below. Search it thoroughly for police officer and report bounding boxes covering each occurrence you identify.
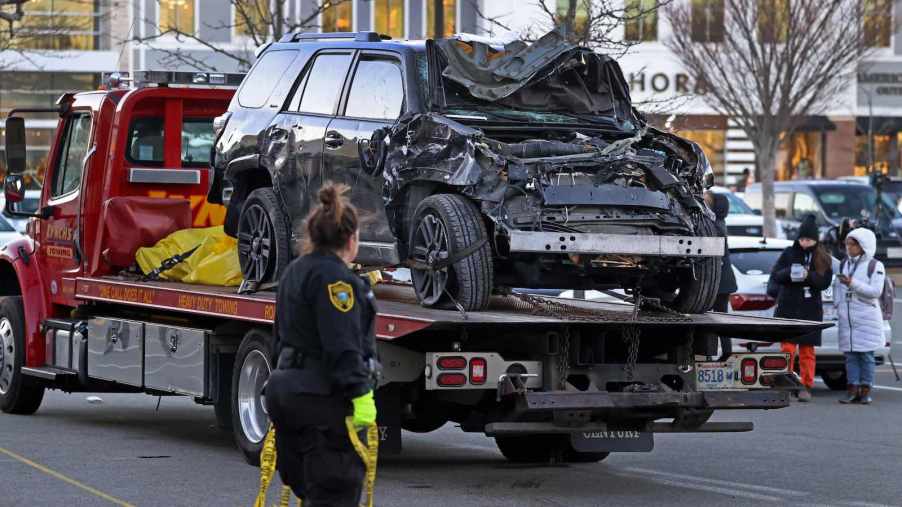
[264,182,378,506]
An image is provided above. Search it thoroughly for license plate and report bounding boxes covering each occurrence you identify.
[887,247,902,258]
[696,362,736,390]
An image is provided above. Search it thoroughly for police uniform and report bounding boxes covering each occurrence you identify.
[264,251,377,506]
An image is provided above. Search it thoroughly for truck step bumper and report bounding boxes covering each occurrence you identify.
[485,421,754,436]
[520,389,790,411]
[507,231,725,257]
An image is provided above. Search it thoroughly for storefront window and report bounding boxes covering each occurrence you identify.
[555,0,590,36]
[854,133,902,176]
[12,0,99,50]
[863,0,892,47]
[624,0,657,42]
[159,0,195,35]
[778,131,823,180]
[235,0,270,38]
[690,0,724,43]
[374,0,405,38]
[758,0,789,43]
[426,0,456,38]
[676,129,726,182]
[322,1,353,32]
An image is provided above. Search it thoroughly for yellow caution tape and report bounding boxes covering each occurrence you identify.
[254,421,379,507]
[345,417,380,507]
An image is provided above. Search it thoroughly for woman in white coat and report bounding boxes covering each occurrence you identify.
[834,227,885,405]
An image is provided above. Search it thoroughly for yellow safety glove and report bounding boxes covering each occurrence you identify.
[351,390,377,429]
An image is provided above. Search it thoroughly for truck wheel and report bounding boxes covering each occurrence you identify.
[495,435,609,463]
[820,370,848,391]
[237,187,292,285]
[409,194,492,311]
[231,328,274,465]
[0,297,44,415]
[667,216,721,314]
[673,408,714,429]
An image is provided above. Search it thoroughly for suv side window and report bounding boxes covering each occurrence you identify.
[774,192,790,218]
[294,53,353,115]
[792,192,819,220]
[344,57,404,120]
[238,50,298,109]
[52,112,92,197]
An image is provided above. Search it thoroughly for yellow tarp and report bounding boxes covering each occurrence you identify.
[136,225,243,286]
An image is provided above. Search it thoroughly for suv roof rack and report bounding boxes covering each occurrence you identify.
[101,71,246,90]
[280,31,385,43]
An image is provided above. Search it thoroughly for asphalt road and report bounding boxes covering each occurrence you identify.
[0,366,900,507]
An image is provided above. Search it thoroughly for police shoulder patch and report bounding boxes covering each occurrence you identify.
[327,280,355,312]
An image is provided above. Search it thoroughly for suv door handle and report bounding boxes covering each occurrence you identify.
[324,131,344,149]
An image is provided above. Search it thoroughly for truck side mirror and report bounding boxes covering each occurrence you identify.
[4,174,25,204]
[4,117,26,174]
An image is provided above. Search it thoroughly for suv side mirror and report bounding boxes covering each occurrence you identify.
[4,174,24,204]
[4,117,26,174]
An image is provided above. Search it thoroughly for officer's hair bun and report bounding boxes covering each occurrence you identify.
[303,181,359,255]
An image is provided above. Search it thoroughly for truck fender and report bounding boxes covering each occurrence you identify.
[0,236,49,367]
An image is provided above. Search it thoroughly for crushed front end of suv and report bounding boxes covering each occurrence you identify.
[213,29,723,312]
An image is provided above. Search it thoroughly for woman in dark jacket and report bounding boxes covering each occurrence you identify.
[707,193,738,359]
[769,214,832,402]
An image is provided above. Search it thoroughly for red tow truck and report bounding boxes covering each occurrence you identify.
[0,72,823,465]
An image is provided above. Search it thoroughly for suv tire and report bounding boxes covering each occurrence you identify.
[820,370,848,391]
[668,215,721,314]
[409,194,492,311]
[237,187,292,285]
[0,297,44,415]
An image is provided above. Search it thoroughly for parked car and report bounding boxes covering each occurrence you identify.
[725,236,890,390]
[710,186,786,239]
[744,180,902,266]
[1,189,41,233]
[212,30,723,312]
[0,213,21,246]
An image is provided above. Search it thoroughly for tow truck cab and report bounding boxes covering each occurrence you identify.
[1,72,237,363]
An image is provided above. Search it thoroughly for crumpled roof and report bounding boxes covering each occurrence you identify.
[436,30,576,101]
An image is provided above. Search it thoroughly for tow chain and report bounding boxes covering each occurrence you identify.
[509,292,689,383]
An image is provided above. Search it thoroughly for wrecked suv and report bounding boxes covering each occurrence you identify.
[210,30,723,313]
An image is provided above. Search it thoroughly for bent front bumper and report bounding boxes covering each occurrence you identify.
[507,231,724,257]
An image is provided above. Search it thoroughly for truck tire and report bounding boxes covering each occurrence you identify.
[0,297,44,415]
[668,216,721,314]
[231,328,274,465]
[409,194,492,311]
[495,435,609,463]
[673,408,714,429]
[820,370,848,391]
[237,187,292,285]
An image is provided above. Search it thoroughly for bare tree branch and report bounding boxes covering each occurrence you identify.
[665,0,875,236]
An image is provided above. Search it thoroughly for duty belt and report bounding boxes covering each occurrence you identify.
[276,346,323,370]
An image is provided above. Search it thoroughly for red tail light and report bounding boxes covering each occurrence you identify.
[730,293,776,311]
[741,358,758,385]
[760,355,788,370]
[437,356,467,370]
[437,373,467,386]
[469,357,487,385]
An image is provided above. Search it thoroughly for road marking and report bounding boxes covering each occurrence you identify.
[873,384,902,392]
[613,471,783,502]
[840,501,896,507]
[621,467,809,497]
[0,446,136,507]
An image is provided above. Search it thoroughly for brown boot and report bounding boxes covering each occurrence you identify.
[859,385,873,405]
[838,384,860,404]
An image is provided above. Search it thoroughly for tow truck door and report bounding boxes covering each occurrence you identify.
[37,107,94,303]
[322,50,405,263]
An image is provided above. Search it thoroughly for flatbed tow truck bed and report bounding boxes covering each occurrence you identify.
[74,276,824,341]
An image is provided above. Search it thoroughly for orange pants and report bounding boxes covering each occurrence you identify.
[781,342,816,388]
